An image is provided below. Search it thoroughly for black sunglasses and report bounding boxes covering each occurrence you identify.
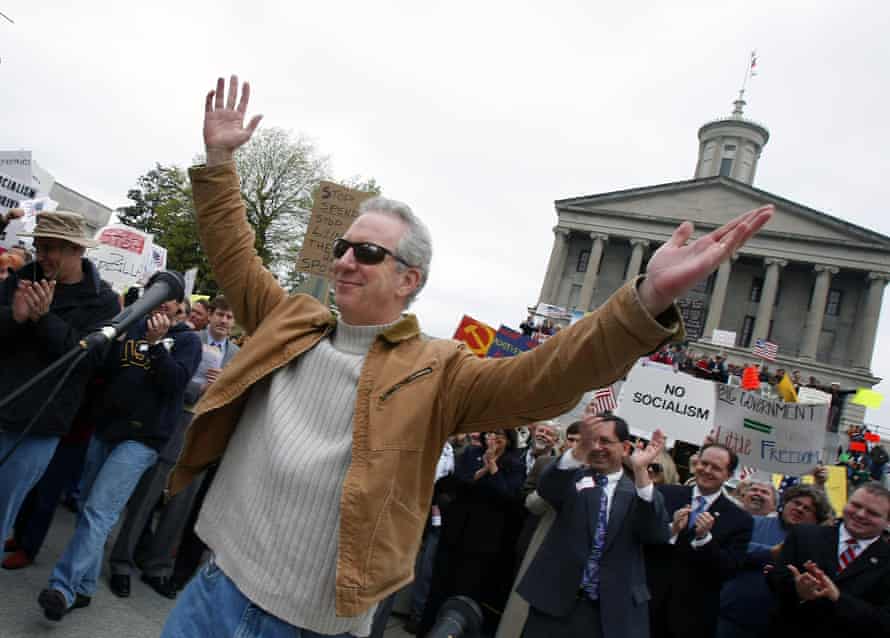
[332,238,412,267]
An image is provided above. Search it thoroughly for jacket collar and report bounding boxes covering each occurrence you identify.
[309,312,422,344]
[17,257,104,296]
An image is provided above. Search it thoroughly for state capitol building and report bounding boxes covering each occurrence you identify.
[537,95,890,431]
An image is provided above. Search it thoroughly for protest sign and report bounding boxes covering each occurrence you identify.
[0,197,57,251]
[711,329,736,348]
[143,243,168,279]
[86,224,154,293]
[453,315,496,357]
[297,181,375,279]
[614,362,716,444]
[183,267,198,299]
[713,385,829,475]
[797,387,832,405]
[487,325,536,358]
[851,388,883,409]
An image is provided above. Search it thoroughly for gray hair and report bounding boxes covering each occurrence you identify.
[358,196,432,306]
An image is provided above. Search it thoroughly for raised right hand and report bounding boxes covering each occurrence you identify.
[204,75,263,166]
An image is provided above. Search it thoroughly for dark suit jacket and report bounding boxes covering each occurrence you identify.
[767,523,890,638]
[645,484,753,638]
[517,462,669,638]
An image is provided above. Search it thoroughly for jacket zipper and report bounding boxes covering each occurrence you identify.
[379,367,434,403]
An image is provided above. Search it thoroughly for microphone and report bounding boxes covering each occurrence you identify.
[426,596,483,638]
[80,270,186,350]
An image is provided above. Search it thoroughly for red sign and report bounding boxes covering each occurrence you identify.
[453,315,496,357]
[98,227,146,254]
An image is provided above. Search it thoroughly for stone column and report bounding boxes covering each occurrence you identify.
[800,265,838,360]
[853,272,890,371]
[702,257,734,340]
[751,257,787,344]
[576,233,608,311]
[625,239,650,282]
[538,226,571,304]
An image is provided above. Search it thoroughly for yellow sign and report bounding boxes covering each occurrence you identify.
[771,466,846,517]
[851,388,883,409]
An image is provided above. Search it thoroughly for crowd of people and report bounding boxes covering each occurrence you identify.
[1,75,887,638]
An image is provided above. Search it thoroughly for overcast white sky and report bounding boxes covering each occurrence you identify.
[4,1,890,422]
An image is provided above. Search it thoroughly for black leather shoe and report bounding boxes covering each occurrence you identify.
[72,593,91,610]
[38,588,69,621]
[110,574,131,598]
[141,573,178,599]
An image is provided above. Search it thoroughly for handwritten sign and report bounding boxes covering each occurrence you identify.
[713,385,829,474]
[298,181,375,278]
[86,224,154,293]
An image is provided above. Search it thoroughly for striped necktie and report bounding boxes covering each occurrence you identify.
[580,473,609,600]
[688,495,708,530]
[838,538,859,571]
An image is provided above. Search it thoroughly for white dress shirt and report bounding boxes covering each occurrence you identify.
[838,523,880,562]
[557,450,654,524]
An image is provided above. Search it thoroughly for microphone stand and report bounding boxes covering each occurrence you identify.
[0,331,111,468]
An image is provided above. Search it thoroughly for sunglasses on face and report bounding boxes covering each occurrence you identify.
[332,238,412,267]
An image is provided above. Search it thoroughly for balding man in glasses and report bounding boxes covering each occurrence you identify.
[158,75,772,638]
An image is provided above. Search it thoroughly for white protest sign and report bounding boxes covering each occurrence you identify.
[143,243,168,279]
[183,267,198,299]
[797,387,832,405]
[614,361,716,444]
[712,329,736,348]
[712,384,829,475]
[0,198,57,251]
[86,224,154,293]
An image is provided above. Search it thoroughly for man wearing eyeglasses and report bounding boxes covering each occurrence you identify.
[158,75,772,638]
[517,414,669,638]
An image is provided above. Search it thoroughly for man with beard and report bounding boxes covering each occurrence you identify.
[523,421,559,475]
[718,484,834,638]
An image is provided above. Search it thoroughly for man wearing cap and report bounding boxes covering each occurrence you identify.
[0,211,119,566]
[37,270,202,621]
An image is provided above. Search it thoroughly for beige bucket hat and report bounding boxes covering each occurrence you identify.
[18,210,99,248]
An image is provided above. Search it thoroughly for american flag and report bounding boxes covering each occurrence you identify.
[591,387,617,414]
[752,339,778,361]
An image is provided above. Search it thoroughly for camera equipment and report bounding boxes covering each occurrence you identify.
[426,596,483,638]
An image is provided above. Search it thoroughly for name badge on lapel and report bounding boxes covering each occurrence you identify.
[576,476,595,492]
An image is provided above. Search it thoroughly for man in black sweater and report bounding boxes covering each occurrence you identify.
[37,271,201,621]
[0,211,119,567]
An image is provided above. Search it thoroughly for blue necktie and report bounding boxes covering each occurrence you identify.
[688,495,708,531]
[581,473,609,600]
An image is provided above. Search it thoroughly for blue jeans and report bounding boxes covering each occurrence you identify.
[0,432,60,547]
[162,558,355,638]
[48,438,158,605]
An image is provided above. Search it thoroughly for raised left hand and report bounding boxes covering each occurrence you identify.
[638,205,773,316]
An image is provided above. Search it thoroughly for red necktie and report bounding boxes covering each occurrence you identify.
[838,538,859,571]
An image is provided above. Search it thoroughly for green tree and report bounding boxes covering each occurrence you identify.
[116,164,218,295]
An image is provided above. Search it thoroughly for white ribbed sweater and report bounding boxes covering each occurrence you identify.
[196,319,393,636]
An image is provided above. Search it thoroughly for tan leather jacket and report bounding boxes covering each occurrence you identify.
[168,162,684,616]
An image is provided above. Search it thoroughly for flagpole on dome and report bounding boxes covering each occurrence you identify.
[733,50,758,118]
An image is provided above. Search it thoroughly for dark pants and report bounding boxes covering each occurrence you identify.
[13,440,89,559]
[522,600,603,638]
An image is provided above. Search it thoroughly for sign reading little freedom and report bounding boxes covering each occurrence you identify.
[298,181,375,279]
[713,385,828,474]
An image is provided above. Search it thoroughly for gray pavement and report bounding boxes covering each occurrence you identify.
[0,507,413,637]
